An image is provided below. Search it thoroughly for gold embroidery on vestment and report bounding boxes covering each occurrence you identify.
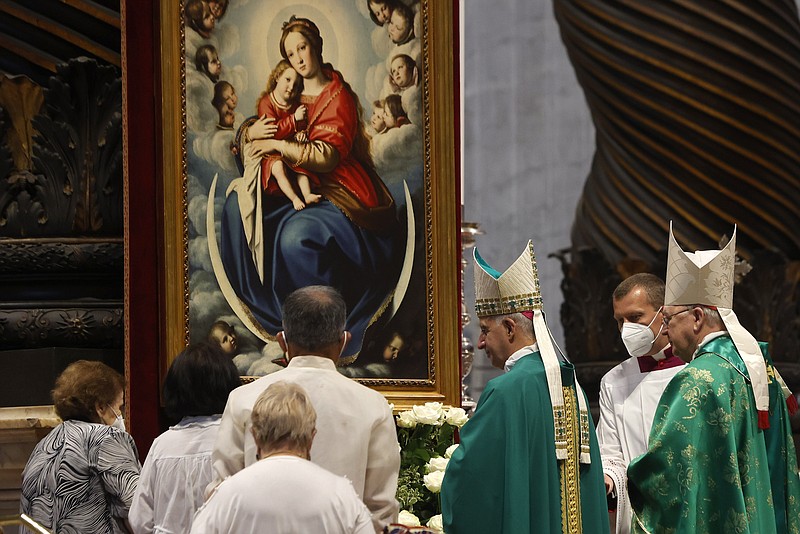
[559,385,582,534]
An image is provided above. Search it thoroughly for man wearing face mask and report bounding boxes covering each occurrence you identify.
[210,285,400,532]
[596,273,685,534]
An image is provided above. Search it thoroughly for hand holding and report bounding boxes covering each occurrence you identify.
[248,115,277,140]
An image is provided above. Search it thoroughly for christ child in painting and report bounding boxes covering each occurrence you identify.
[255,59,321,210]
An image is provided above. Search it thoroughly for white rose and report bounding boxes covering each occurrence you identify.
[444,444,459,458]
[396,410,417,428]
[398,510,421,526]
[425,402,444,412]
[423,470,446,493]
[444,407,469,427]
[427,514,444,533]
[412,403,443,425]
[426,456,449,472]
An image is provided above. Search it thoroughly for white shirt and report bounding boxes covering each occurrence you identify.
[503,343,538,372]
[211,355,400,531]
[596,346,685,534]
[192,456,373,534]
[129,416,221,534]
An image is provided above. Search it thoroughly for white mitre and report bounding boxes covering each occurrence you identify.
[474,241,591,464]
[665,223,770,419]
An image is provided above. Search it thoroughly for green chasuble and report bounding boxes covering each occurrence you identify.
[441,352,609,534]
[628,335,780,534]
[760,341,800,534]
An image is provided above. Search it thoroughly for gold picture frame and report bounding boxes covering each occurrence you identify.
[158,0,459,410]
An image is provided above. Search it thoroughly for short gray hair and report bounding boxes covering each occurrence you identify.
[282,285,346,350]
[251,381,316,451]
[508,313,534,338]
[485,312,534,339]
[697,305,724,329]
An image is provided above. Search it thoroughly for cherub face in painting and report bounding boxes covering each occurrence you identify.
[390,56,413,89]
[201,3,216,33]
[212,325,238,355]
[370,105,386,132]
[207,52,222,79]
[222,84,238,109]
[274,67,300,105]
[382,334,405,362]
[208,0,225,19]
[369,0,392,25]
[218,104,235,129]
[387,8,411,44]
[382,106,397,129]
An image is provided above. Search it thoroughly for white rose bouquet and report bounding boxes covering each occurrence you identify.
[394,403,466,530]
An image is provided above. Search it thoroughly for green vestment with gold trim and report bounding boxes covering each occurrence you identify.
[441,352,610,534]
[628,335,789,533]
[760,341,800,534]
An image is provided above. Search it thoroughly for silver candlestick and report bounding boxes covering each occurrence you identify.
[460,220,483,413]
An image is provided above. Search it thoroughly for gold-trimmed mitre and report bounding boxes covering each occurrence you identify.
[665,224,735,308]
[473,240,592,465]
[664,223,770,418]
[474,241,543,317]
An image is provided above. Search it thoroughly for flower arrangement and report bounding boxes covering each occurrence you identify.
[394,402,468,533]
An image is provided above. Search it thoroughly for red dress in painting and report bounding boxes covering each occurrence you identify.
[285,68,395,232]
[256,92,319,193]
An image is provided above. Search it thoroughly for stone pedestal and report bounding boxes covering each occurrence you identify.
[0,406,60,533]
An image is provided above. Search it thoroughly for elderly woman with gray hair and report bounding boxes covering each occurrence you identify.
[191,381,373,533]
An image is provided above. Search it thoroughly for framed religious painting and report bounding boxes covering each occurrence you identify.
[158,0,459,409]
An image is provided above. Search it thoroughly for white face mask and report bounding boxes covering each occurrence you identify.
[109,406,126,432]
[620,311,663,357]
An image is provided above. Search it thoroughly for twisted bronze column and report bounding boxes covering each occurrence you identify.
[554,0,800,266]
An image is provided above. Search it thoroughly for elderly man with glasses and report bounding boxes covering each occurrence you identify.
[627,226,800,534]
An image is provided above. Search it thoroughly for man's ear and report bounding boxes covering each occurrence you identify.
[343,330,352,347]
[501,317,516,339]
[277,330,288,353]
[691,307,704,334]
[95,402,107,424]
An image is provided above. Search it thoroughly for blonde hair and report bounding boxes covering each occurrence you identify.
[257,59,302,111]
[251,381,316,452]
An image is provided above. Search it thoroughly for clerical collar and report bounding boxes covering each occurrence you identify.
[637,345,684,373]
[504,343,538,373]
[692,331,728,360]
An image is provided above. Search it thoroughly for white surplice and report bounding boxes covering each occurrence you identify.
[191,455,374,534]
[596,346,685,534]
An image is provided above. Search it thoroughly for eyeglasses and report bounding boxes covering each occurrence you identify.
[662,307,691,326]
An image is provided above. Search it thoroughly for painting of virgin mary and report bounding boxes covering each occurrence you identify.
[183,1,425,378]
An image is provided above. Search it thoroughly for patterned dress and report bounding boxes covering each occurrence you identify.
[21,419,141,533]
